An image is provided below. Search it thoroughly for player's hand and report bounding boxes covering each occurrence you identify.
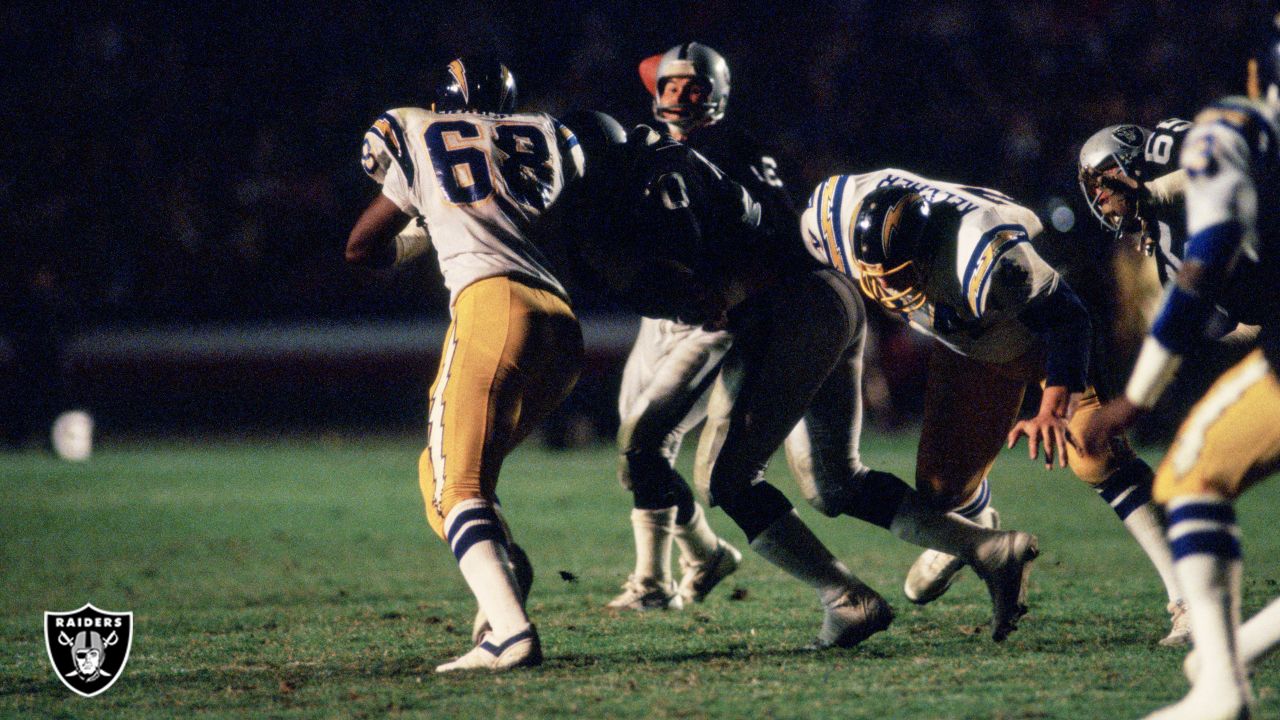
[1006,412,1076,469]
[1081,398,1145,457]
[1005,385,1080,470]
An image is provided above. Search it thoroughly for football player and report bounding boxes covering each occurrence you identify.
[1079,119,1250,339]
[604,42,800,611]
[798,169,1188,637]
[1079,119,1191,269]
[347,56,584,673]
[1076,120,1262,644]
[553,115,1040,646]
[1081,20,1280,719]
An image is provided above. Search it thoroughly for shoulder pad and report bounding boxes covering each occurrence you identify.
[628,124,665,146]
[362,108,417,184]
[1194,96,1280,164]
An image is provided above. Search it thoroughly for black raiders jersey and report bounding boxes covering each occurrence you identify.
[535,126,768,323]
[1133,118,1192,182]
[676,122,812,271]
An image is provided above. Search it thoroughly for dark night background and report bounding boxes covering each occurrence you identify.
[0,0,1269,439]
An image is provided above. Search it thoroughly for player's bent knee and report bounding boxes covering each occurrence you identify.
[1153,466,1243,506]
[804,487,848,518]
[1068,444,1134,487]
[914,474,973,511]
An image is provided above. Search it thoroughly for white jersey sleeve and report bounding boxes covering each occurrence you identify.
[361,108,416,184]
[955,207,1057,320]
[365,107,571,305]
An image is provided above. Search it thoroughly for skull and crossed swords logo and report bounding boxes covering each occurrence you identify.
[44,603,133,697]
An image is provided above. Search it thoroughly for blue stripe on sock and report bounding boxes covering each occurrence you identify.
[1112,488,1150,520]
[955,479,989,519]
[447,506,501,537]
[450,522,507,562]
[480,627,535,655]
[1168,502,1236,526]
[1095,459,1153,513]
[1170,529,1241,561]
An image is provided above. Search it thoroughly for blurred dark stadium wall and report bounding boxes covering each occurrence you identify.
[0,1,1268,441]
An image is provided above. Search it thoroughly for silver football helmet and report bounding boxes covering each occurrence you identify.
[652,42,730,130]
[1078,124,1151,235]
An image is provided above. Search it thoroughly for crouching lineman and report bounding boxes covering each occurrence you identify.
[799,169,1180,634]
[1076,118,1260,644]
[347,56,583,672]
[550,112,1038,646]
[1082,22,1280,719]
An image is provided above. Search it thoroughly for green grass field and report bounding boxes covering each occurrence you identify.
[2,432,1278,719]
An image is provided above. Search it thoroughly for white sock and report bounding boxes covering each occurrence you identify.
[750,510,853,605]
[1121,503,1182,604]
[630,507,677,582]
[1239,597,1280,668]
[446,499,529,640]
[674,502,720,564]
[1167,495,1248,699]
[1094,460,1182,604]
[889,491,1003,562]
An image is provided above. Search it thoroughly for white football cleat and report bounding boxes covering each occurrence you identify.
[472,543,535,644]
[903,508,999,604]
[606,574,684,611]
[970,529,1038,642]
[814,583,894,649]
[677,540,742,604]
[436,625,543,673]
[1140,684,1254,720]
[1160,599,1192,647]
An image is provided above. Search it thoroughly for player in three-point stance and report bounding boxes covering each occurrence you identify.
[348,56,583,672]
[799,169,1164,632]
[1083,18,1280,719]
[1076,117,1259,645]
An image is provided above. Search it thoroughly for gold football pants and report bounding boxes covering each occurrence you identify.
[1154,348,1280,504]
[419,276,582,540]
[916,341,1134,507]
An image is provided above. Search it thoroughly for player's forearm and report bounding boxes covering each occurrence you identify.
[1124,336,1183,409]
[1148,221,1242,353]
[1144,168,1187,207]
[1038,384,1072,420]
[1020,283,1091,392]
[347,195,411,268]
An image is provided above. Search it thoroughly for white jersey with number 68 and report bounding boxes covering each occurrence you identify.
[367,107,580,305]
